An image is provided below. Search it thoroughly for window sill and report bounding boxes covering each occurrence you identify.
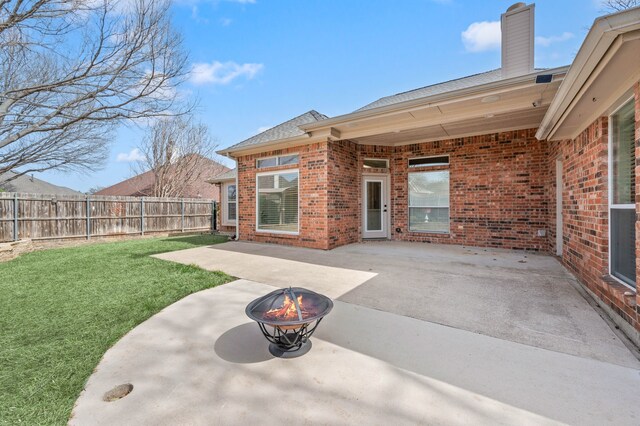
[408,230,451,235]
[255,230,299,237]
[607,273,637,293]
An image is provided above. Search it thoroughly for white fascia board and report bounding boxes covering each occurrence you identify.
[537,7,640,141]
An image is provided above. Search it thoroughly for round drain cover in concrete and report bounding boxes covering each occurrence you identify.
[103,383,133,402]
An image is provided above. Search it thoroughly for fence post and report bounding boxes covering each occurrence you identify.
[86,197,91,240]
[13,193,19,241]
[140,197,145,235]
[212,200,217,232]
[181,199,185,233]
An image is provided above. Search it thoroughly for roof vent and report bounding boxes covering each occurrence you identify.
[501,3,535,79]
[535,74,553,84]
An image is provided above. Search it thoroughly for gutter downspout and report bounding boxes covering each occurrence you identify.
[226,153,239,241]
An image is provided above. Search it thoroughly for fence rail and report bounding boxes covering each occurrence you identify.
[0,192,217,242]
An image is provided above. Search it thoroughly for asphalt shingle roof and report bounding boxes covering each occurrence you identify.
[355,69,503,111]
[0,171,83,195]
[224,110,328,151]
[208,169,236,182]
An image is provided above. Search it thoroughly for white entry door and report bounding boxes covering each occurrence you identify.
[362,176,389,239]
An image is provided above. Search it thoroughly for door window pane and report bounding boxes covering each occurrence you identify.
[366,181,382,231]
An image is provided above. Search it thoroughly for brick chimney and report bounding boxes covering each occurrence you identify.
[501,2,535,78]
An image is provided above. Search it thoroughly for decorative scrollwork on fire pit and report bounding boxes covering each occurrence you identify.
[246,287,333,358]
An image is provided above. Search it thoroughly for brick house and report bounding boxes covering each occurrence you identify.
[98,155,228,200]
[211,4,640,344]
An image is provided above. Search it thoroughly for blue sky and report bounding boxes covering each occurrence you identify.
[37,0,607,192]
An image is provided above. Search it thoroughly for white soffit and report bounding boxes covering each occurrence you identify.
[537,7,640,141]
[547,34,640,140]
[355,107,548,146]
[339,78,563,143]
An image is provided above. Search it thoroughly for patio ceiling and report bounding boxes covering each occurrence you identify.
[323,75,564,145]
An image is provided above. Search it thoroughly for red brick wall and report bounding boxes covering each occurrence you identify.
[546,82,640,334]
[236,143,330,249]
[327,140,360,248]
[391,129,548,250]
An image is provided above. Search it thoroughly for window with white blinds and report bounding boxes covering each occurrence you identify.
[408,170,450,233]
[257,170,299,233]
[609,99,636,288]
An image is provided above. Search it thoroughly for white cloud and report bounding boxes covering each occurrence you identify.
[189,61,264,85]
[191,6,209,24]
[220,17,233,26]
[117,148,146,163]
[226,0,256,3]
[461,20,501,52]
[256,126,272,133]
[535,32,574,47]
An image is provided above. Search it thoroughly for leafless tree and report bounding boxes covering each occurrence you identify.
[136,116,222,198]
[86,185,104,194]
[0,0,192,182]
[601,0,639,12]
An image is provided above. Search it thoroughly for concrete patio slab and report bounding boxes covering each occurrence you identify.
[72,279,640,426]
[154,241,639,368]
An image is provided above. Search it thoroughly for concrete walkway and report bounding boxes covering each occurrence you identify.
[71,242,640,425]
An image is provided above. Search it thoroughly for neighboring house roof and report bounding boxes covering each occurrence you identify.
[0,171,83,195]
[96,156,229,199]
[207,169,236,184]
[223,110,328,152]
[355,69,504,112]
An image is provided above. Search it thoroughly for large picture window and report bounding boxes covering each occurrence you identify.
[609,99,636,288]
[409,170,450,233]
[257,170,299,233]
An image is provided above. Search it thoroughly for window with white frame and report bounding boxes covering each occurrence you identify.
[363,158,389,169]
[408,170,450,233]
[257,170,299,233]
[222,182,236,225]
[609,98,636,288]
[256,154,299,169]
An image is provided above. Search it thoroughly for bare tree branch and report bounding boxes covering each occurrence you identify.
[601,0,640,12]
[136,116,224,198]
[0,0,194,182]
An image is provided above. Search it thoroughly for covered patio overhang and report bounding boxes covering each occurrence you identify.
[537,7,640,141]
[218,67,569,157]
[302,67,568,146]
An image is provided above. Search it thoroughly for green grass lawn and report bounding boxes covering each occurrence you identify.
[0,235,232,425]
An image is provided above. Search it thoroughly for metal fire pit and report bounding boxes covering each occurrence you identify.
[246,287,333,358]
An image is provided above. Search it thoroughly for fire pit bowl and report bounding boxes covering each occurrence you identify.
[246,287,333,358]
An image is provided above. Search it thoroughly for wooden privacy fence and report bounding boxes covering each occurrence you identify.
[0,192,217,242]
